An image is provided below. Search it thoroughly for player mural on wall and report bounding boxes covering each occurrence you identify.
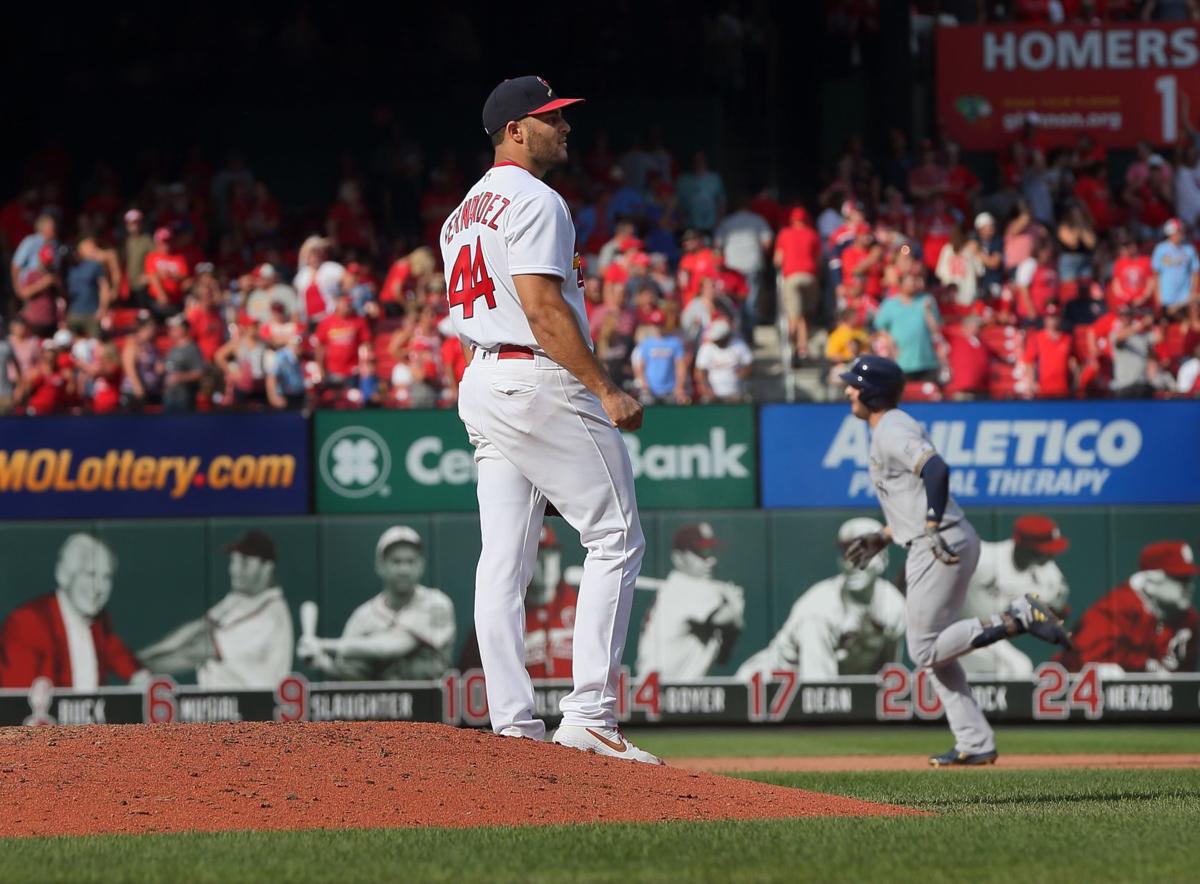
[138,530,293,689]
[458,524,576,678]
[0,534,148,689]
[297,526,455,680]
[736,518,906,680]
[959,515,1071,678]
[1058,540,1198,674]
[635,522,746,680]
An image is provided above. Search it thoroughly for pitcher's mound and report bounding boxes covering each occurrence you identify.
[0,722,920,837]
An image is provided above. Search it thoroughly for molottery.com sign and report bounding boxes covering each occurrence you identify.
[314,405,756,513]
[0,414,308,518]
[937,23,1200,149]
[761,401,1200,508]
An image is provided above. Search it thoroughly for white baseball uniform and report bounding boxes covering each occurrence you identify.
[338,586,455,680]
[735,576,906,680]
[198,587,293,689]
[636,571,745,680]
[443,162,645,738]
[960,539,1069,677]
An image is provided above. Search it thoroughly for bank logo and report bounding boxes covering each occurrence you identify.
[319,427,391,499]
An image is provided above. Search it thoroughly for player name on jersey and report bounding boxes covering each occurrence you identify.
[441,191,512,245]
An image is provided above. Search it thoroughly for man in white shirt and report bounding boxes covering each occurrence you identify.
[694,320,753,402]
[715,203,773,329]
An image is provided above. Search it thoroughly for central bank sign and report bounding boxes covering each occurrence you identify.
[314,405,756,513]
[761,401,1200,508]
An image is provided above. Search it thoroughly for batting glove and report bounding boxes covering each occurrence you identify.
[924,525,961,565]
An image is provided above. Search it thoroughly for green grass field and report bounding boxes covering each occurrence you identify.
[4,727,1199,884]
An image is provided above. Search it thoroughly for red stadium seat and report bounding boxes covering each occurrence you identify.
[979,325,1023,363]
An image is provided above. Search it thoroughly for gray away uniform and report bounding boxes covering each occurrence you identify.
[869,409,994,754]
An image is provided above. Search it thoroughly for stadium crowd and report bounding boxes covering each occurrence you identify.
[2,106,1200,415]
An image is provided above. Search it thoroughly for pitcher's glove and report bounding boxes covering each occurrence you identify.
[925,524,960,565]
[843,531,889,569]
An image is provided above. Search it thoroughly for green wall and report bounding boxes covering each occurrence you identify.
[2,507,1197,685]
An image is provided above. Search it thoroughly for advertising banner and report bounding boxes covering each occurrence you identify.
[936,22,1200,149]
[0,414,308,519]
[760,401,1200,508]
[314,405,756,513]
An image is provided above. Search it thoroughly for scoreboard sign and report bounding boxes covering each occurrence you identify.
[936,23,1200,149]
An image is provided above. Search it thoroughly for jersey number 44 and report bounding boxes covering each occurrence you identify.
[448,237,497,319]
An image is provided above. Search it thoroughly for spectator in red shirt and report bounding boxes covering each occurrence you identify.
[1013,241,1060,325]
[1023,304,1075,398]
[1109,235,1156,311]
[774,207,822,358]
[85,343,123,414]
[25,345,74,415]
[315,295,370,386]
[1073,162,1116,234]
[16,244,62,337]
[918,195,958,274]
[841,224,885,301]
[143,227,190,318]
[943,314,991,400]
[676,229,720,307]
[185,274,227,362]
[380,246,436,314]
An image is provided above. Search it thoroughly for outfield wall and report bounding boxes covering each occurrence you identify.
[1,507,1196,726]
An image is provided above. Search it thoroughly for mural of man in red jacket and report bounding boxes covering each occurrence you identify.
[1058,540,1198,674]
[0,534,147,688]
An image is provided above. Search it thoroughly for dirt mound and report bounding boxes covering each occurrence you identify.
[0,722,919,837]
[673,753,1200,773]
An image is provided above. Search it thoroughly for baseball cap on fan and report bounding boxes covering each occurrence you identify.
[482,76,584,137]
[225,530,277,562]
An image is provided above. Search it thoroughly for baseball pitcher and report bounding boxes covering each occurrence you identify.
[444,76,656,763]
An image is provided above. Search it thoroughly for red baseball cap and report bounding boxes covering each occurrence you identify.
[1012,515,1069,555]
[1138,541,1200,579]
[619,236,644,254]
[630,251,651,268]
[539,524,559,549]
[673,522,725,554]
[790,207,809,225]
[482,76,584,137]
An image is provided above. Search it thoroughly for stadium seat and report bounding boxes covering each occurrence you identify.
[901,380,943,402]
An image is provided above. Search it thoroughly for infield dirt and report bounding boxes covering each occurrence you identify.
[0,722,920,837]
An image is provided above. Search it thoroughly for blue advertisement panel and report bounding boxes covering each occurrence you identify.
[0,414,309,519]
[761,401,1200,508]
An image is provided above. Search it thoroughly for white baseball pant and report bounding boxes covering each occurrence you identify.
[458,349,645,738]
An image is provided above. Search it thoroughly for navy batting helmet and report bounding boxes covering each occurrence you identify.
[839,355,904,410]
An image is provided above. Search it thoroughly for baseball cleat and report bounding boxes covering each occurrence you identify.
[552,725,664,765]
[1007,593,1073,649]
[928,748,999,767]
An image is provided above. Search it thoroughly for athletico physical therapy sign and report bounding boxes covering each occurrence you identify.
[760,401,1200,508]
[314,405,756,513]
[937,23,1200,149]
[0,414,308,518]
